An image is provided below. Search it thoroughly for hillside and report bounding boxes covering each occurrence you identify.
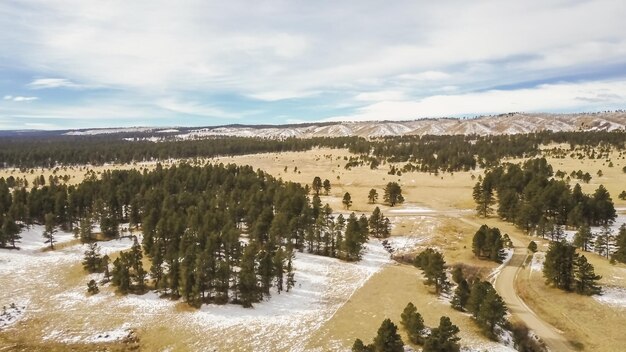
[62,112,626,139]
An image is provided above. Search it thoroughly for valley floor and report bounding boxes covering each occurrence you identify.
[1,148,626,351]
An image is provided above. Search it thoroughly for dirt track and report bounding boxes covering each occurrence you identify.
[494,244,574,351]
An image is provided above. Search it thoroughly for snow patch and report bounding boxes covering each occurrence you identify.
[594,286,626,309]
[530,252,545,273]
[0,301,27,329]
[487,248,514,282]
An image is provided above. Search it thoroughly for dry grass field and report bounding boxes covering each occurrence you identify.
[1,146,625,351]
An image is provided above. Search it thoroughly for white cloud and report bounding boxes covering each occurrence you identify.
[2,95,39,102]
[355,90,407,102]
[0,0,624,125]
[327,80,626,121]
[28,78,85,89]
[157,98,239,118]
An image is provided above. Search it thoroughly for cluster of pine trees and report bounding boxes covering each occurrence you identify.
[352,305,462,352]
[543,241,602,295]
[472,225,505,263]
[474,158,617,230]
[413,247,509,340]
[414,248,450,294]
[451,274,508,339]
[0,162,379,308]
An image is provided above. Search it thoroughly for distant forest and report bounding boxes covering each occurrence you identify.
[0,130,624,172]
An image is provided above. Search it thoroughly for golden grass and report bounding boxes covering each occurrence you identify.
[1,146,625,351]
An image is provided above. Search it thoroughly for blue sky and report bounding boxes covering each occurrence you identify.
[1,0,626,130]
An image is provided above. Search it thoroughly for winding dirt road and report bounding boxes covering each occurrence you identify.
[494,247,574,351]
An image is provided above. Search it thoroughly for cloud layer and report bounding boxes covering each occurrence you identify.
[0,0,625,129]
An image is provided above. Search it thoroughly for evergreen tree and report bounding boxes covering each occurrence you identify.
[238,245,259,308]
[352,339,372,352]
[543,241,576,291]
[2,216,20,248]
[369,207,391,238]
[79,215,94,243]
[285,248,296,292]
[101,254,111,283]
[573,224,593,251]
[343,192,353,210]
[383,182,404,207]
[323,179,331,195]
[594,224,614,259]
[451,279,470,311]
[368,189,378,204]
[473,181,494,217]
[82,242,102,273]
[416,249,449,294]
[423,316,461,352]
[400,302,425,344]
[476,286,508,337]
[372,318,404,352]
[573,255,602,295]
[87,279,99,295]
[43,212,57,249]
[312,176,322,196]
[611,224,626,264]
[527,241,537,253]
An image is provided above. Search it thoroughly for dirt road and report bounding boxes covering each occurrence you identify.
[494,247,574,351]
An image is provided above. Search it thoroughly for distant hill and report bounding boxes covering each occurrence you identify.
[7,112,625,139]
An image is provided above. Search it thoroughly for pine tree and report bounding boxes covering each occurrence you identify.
[343,192,352,210]
[612,224,626,264]
[543,241,576,291]
[573,255,602,295]
[87,279,99,295]
[476,286,508,337]
[423,316,461,352]
[573,224,593,251]
[368,189,378,204]
[238,245,259,308]
[2,216,20,248]
[451,279,470,311]
[369,207,391,238]
[285,248,296,292]
[473,181,494,217]
[527,240,537,253]
[383,182,404,207]
[101,255,111,283]
[323,179,331,195]
[372,318,404,352]
[594,224,614,259]
[43,212,57,249]
[82,242,102,273]
[352,339,372,352]
[273,247,285,294]
[418,249,449,294]
[312,176,322,196]
[79,215,94,243]
[400,302,425,344]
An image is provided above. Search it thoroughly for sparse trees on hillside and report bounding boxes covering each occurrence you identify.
[369,207,391,238]
[414,248,449,294]
[543,240,602,295]
[472,225,505,263]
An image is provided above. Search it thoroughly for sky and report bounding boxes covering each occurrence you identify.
[1,0,626,130]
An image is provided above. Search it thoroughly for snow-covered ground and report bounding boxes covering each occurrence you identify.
[487,248,514,283]
[594,286,626,309]
[387,206,435,214]
[530,252,545,273]
[4,233,391,351]
[0,301,27,329]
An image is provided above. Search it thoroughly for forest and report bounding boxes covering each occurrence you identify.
[0,163,386,307]
[0,130,624,174]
